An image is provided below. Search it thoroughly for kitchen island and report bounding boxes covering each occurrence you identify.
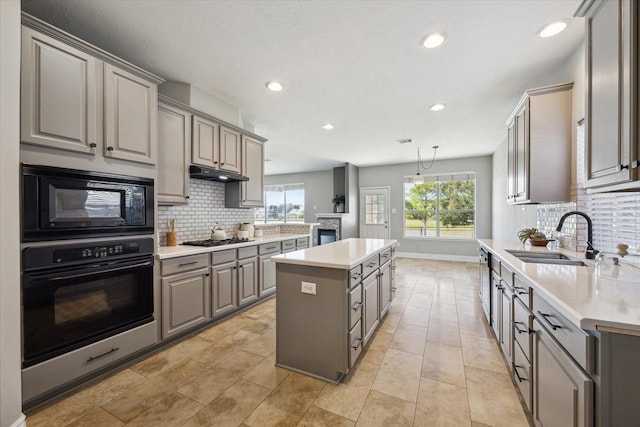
[273,238,397,383]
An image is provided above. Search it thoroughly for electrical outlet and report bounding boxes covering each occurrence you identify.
[301,281,316,295]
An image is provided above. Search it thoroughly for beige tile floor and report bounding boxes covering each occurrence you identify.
[27,258,532,426]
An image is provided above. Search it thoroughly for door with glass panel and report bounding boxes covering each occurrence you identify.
[360,187,390,239]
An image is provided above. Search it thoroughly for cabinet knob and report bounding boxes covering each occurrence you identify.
[221,162,225,166]
[631,160,640,169]
[107,146,114,152]
[89,143,97,148]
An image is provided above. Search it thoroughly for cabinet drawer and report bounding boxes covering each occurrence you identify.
[492,257,501,275]
[349,265,362,289]
[512,341,532,413]
[211,249,236,265]
[238,245,258,259]
[379,248,392,265]
[282,239,296,250]
[161,254,209,276]
[512,275,531,308]
[513,297,532,362]
[533,292,595,374]
[500,263,514,288]
[349,319,363,368]
[296,237,309,248]
[362,255,379,279]
[348,284,362,330]
[259,242,281,255]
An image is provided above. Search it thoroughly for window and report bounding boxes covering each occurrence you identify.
[404,173,476,239]
[254,184,305,224]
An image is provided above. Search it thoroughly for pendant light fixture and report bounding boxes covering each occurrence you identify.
[413,145,439,184]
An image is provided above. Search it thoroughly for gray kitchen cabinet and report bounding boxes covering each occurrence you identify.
[362,272,379,346]
[211,258,238,318]
[192,115,220,168]
[576,0,640,190]
[225,136,265,208]
[532,318,593,427]
[160,254,211,339]
[258,242,281,296]
[103,62,157,165]
[490,270,502,337]
[238,257,258,306]
[296,237,309,249]
[505,83,573,204]
[499,281,514,362]
[21,26,100,155]
[220,126,242,174]
[158,101,191,204]
[378,261,392,318]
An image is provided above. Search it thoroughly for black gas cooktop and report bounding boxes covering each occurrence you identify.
[181,238,253,247]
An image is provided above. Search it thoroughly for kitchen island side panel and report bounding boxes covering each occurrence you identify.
[275,263,348,382]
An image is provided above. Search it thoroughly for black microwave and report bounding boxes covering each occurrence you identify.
[22,165,154,242]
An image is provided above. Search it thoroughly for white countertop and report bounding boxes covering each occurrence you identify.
[157,233,310,260]
[479,239,640,333]
[273,238,397,269]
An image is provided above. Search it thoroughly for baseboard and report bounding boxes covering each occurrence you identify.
[10,414,26,427]
[396,252,477,263]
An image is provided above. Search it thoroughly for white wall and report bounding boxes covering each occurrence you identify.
[0,1,26,426]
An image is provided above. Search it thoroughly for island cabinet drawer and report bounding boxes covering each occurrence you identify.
[211,249,236,265]
[512,341,532,412]
[282,239,296,251]
[348,284,362,330]
[533,292,596,374]
[161,254,209,276]
[349,319,363,368]
[296,237,309,248]
[259,242,281,255]
[512,275,531,308]
[513,297,533,361]
[349,265,362,288]
[362,255,379,279]
[238,245,258,259]
[379,249,392,265]
[500,263,514,288]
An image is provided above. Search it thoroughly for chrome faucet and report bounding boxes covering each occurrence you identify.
[556,211,599,260]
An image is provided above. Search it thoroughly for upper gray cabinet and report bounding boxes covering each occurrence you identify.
[158,101,191,204]
[225,136,264,208]
[577,0,640,190]
[220,126,242,174]
[505,83,573,204]
[20,14,162,164]
[192,118,242,174]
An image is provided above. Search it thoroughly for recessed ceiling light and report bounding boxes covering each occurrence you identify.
[430,103,446,112]
[265,81,284,92]
[421,32,447,49]
[322,123,334,130]
[536,20,569,38]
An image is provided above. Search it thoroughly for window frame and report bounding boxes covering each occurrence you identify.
[254,183,305,224]
[403,171,477,240]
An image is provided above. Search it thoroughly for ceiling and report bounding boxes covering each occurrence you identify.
[21,0,584,176]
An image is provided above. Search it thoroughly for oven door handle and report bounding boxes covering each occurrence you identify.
[31,260,153,282]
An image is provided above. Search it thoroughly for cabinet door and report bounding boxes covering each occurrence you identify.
[378,262,391,318]
[220,126,242,173]
[192,115,220,168]
[514,103,529,202]
[104,63,157,164]
[211,261,238,317]
[500,285,513,362]
[241,136,265,207]
[506,121,516,202]
[238,258,258,305]
[491,271,502,337]
[533,320,593,427]
[362,273,379,345]
[161,268,210,339]
[158,103,191,204]
[259,255,277,296]
[585,0,636,188]
[21,26,100,154]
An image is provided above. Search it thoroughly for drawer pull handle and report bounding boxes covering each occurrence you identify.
[514,286,528,295]
[351,273,361,280]
[512,321,528,334]
[351,338,362,350]
[351,301,363,311]
[87,347,119,363]
[178,261,199,267]
[512,362,527,383]
[367,263,377,268]
[537,311,562,330]
[266,246,277,250]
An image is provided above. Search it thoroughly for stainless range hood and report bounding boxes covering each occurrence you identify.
[189,165,249,183]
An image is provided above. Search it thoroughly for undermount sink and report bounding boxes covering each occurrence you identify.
[506,250,590,267]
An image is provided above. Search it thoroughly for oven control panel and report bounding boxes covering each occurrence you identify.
[53,242,140,263]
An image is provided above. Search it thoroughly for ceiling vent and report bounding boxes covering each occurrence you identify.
[397,138,414,144]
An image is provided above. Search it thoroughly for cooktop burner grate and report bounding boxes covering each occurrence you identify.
[181,238,254,247]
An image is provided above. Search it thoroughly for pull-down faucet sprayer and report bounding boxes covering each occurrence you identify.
[556,211,599,260]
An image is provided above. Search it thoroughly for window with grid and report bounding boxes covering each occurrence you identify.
[364,193,386,225]
[403,172,476,239]
[254,183,305,224]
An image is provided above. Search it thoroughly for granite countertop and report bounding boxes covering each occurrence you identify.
[478,239,640,333]
[273,238,397,269]
[157,233,311,260]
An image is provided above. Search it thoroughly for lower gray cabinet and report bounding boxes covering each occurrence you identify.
[362,272,379,345]
[259,255,277,296]
[532,319,593,427]
[238,257,258,305]
[211,260,237,317]
[161,267,211,339]
[499,282,514,362]
[378,261,392,318]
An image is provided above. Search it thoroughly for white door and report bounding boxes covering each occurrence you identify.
[360,187,390,239]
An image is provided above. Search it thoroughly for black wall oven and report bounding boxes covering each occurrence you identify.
[22,164,154,242]
[22,238,154,367]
